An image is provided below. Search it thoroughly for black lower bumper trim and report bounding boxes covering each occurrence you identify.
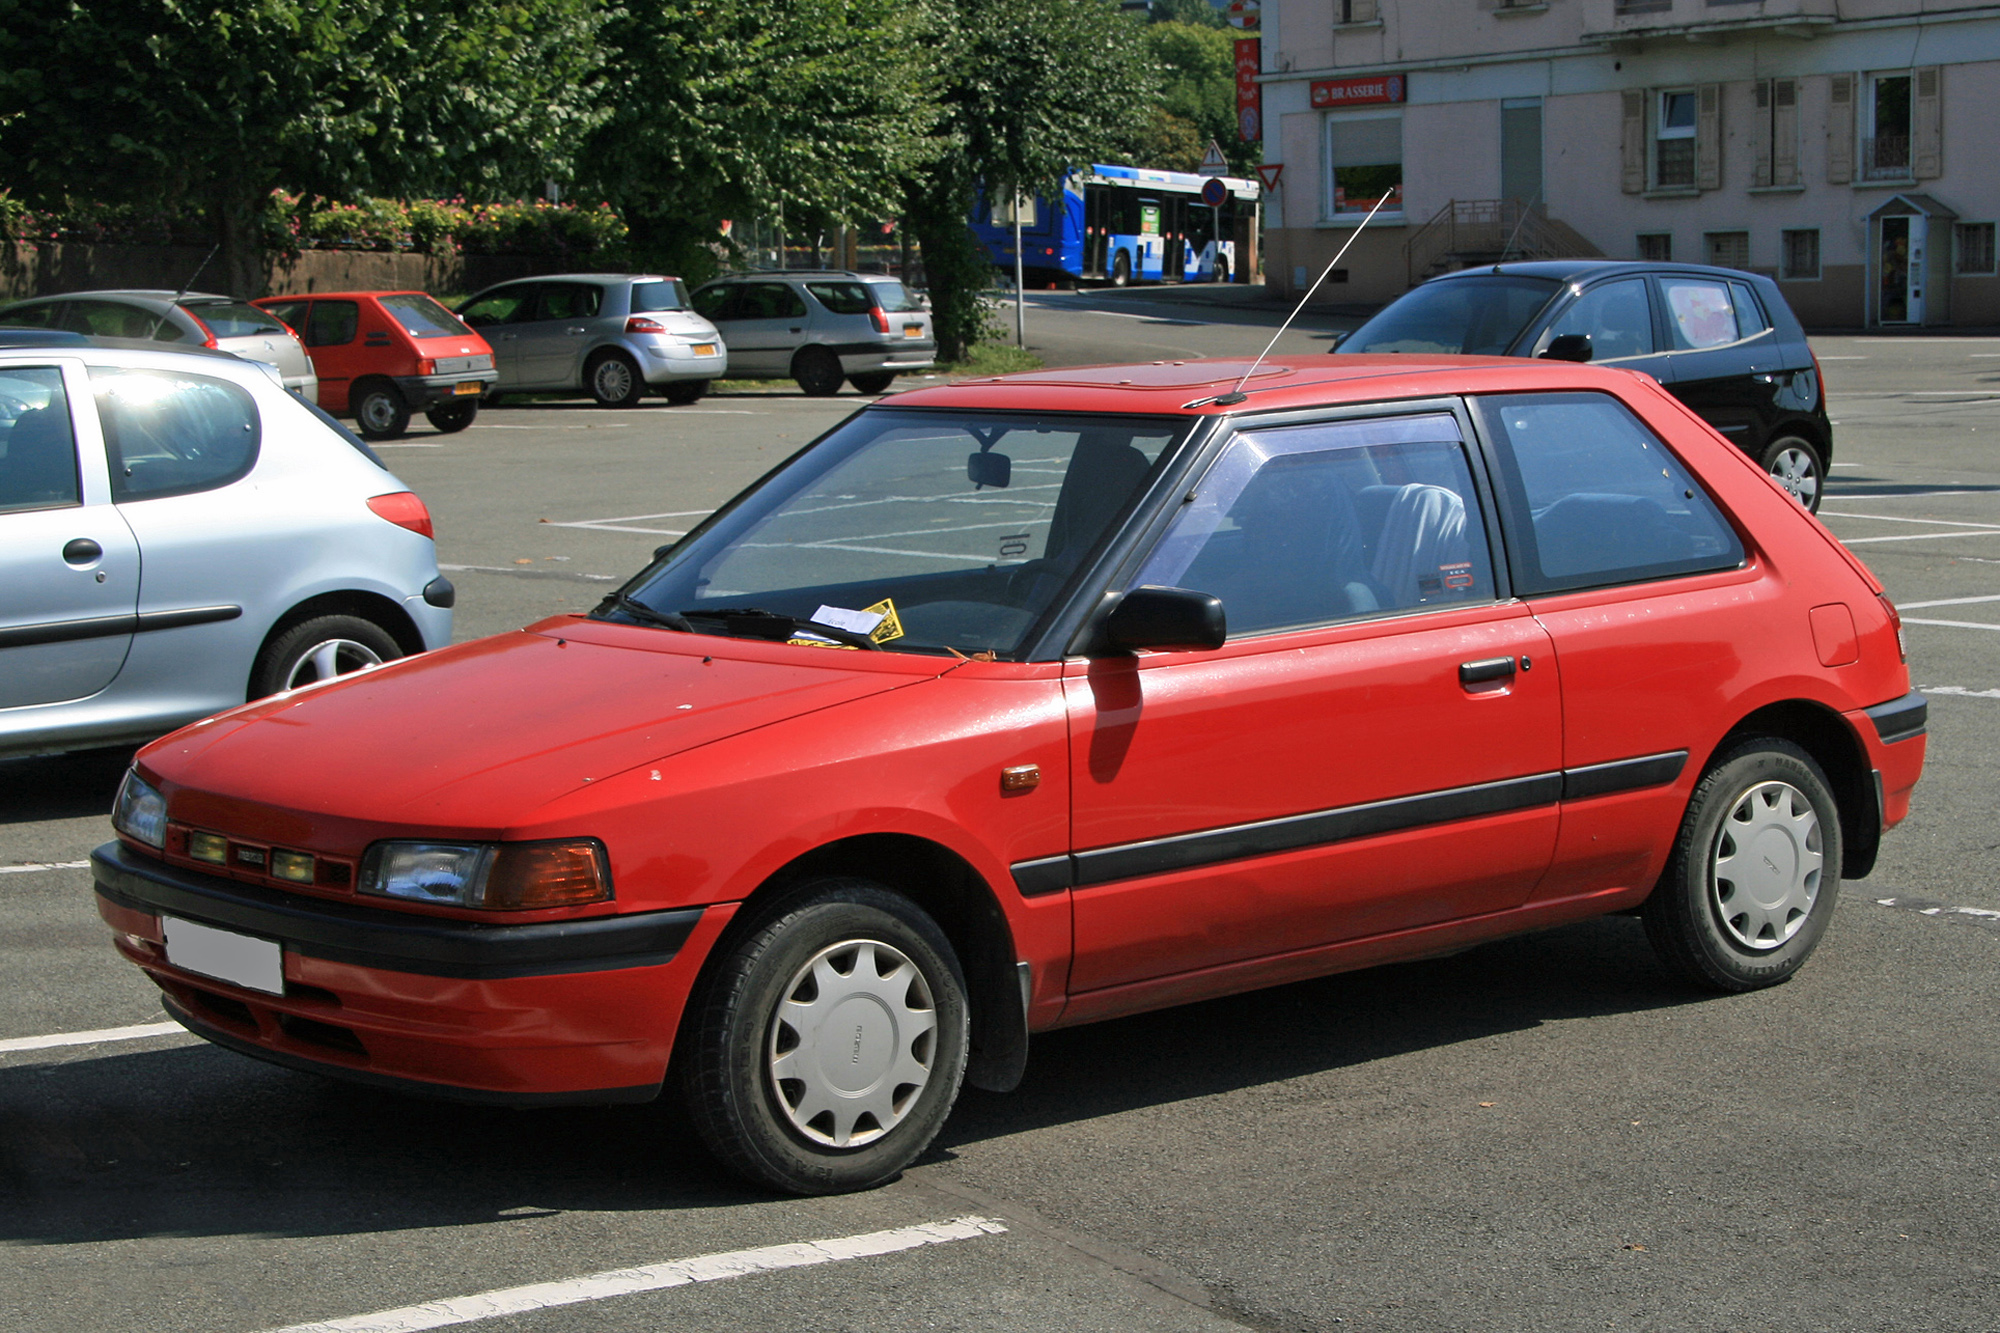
[163,997,662,1106]
[1865,690,1928,744]
[93,841,703,980]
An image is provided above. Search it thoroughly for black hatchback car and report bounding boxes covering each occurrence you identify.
[1337,261,1831,511]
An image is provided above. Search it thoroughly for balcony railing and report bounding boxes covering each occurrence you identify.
[1862,136,1911,182]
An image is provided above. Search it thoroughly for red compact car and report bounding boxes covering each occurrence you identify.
[95,356,1926,1195]
[253,291,497,440]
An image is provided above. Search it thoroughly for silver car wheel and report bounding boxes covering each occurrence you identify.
[356,391,402,436]
[284,637,387,690]
[767,937,937,1149]
[1765,442,1820,508]
[1711,779,1822,951]
[592,356,635,402]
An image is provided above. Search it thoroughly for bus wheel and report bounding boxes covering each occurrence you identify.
[1111,251,1131,287]
[1213,256,1230,284]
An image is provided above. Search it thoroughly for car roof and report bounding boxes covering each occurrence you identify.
[2,289,242,306]
[0,327,89,347]
[253,291,432,303]
[1424,260,1775,286]
[479,273,678,286]
[707,270,898,282]
[0,337,262,371]
[884,354,1666,418]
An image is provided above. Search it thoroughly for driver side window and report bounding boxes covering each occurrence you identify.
[1541,279,1655,362]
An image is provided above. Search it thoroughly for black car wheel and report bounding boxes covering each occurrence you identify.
[1110,251,1132,287]
[662,379,708,405]
[1761,436,1825,512]
[250,615,402,698]
[424,400,478,433]
[1643,739,1842,993]
[847,371,896,395]
[1212,256,1230,284]
[792,347,844,397]
[352,382,410,440]
[680,879,969,1195]
[587,351,645,407]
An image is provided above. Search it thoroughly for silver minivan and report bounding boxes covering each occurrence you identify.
[455,274,727,406]
[691,271,936,395]
[0,290,319,402]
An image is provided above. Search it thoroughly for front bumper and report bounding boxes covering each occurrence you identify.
[392,371,499,407]
[92,840,731,1102]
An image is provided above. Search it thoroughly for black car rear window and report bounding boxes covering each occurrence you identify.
[378,293,473,339]
[631,280,689,312]
[1343,276,1561,356]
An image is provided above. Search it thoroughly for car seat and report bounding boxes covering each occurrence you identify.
[0,407,79,509]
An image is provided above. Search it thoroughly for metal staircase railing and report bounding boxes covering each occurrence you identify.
[1403,199,1603,286]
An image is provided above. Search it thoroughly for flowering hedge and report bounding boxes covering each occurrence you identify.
[0,190,627,262]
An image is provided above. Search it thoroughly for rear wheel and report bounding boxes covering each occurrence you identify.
[250,614,402,698]
[1213,256,1230,284]
[1110,250,1132,287]
[352,383,410,440]
[680,880,969,1195]
[587,351,644,407]
[1643,739,1842,992]
[1760,435,1824,512]
[424,399,478,433]
[792,347,844,397]
[662,379,708,405]
[847,371,896,395]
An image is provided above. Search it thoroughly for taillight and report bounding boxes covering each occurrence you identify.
[626,316,667,334]
[367,491,434,540]
[416,357,436,375]
[869,307,890,334]
[186,311,218,349]
[1878,593,1907,662]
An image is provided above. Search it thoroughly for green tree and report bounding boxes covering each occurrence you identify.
[910,0,1159,359]
[0,0,607,296]
[1127,19,1253,175]
[584,0,943,283]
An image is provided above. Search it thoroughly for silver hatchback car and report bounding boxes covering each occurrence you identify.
[691,271,937,395]
[0,290,319,402]
[455,273,727,407]
[0,332,452,758]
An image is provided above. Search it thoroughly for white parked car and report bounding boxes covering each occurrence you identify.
[0,330,452,758]
[0,290,319,402]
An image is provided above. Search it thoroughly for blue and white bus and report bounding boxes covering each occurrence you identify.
[973,164,1259,287]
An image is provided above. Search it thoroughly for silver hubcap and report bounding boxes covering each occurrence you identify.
[284,638,386,690]
[767,938,937,1148]
[594,359,633,401]
[1712,779,1822,950]
[1768,446,1819,506]
[358,394,397,432]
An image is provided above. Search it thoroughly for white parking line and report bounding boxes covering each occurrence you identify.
[0,860,89,874]
[1925,685,2000,699]
[1905,618,2000,632]
[1821,512,2000,530]
[258,1216,1008,1333]
[1824,491,1991,500]
[1899,594,2000,609]
[0,1021,183,1054]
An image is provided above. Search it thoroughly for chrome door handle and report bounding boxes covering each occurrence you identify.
[567,326,588,334]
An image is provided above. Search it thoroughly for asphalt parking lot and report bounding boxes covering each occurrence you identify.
[5,315,2000,1332]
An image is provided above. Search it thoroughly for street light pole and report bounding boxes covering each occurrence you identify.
[1013,188,1026,348]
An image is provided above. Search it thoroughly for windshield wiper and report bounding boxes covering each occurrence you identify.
[679,606,884,651]
[595,591,694,632]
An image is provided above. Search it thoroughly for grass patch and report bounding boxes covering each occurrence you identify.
[940,342,1043,377]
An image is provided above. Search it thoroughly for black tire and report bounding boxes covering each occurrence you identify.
[250,614,402,698]
[679,879,970,1195]
[424,399,478,433]
[847,371,896,395]
[1110,250,1132,287]
[1643,738,1842,993]
[587,351,645,407]
[1760,435,1825,513]
[1213,256,1230,284]
[792,347,844,397]
[352,382,410,440]
[662,379,708,405]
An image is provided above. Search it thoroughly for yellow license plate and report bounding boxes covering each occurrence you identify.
[453,381,482,395]
[903,326,923,338]
[692,343,717,356]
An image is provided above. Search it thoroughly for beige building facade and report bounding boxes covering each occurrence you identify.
[1255,0,2000,327]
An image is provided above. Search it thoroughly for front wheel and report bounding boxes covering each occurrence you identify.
[679,880,970,1195]
[352,383,410,440]
[587,351,644,407]
[1643,739,1842,992]
[1212,256,1230,284]
[1110,250,1132,287]
[847,371,896,395]
[424,399,478,433]
[250,614,402,698]
[1760,435,1824,512]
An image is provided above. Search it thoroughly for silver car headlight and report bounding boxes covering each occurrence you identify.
[359,839,611,910]
[112,769,168,849]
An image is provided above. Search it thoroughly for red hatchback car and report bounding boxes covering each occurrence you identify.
[95,356,1926,1195]
[253,291,497,440]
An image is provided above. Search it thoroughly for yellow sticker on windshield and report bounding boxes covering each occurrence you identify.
[788,636,859,650]
[864,598,905,644]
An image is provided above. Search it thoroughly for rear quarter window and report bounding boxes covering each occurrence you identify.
[630,280,690,312]
[0,368,80,512]
[805,282,873,316]
[90,367,260,501]
[1475,391,1744,595]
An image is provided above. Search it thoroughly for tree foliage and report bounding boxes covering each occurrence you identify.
[0,0,607,294]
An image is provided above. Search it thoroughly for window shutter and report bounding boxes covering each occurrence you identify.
[1827,73,1854,184]
[1772,79,1799,187]
[1914,66,1942,178]
[1348,0,1378,22]
[1696,83,1721,190]
[1752,81,1773,188]
[1621,90,1646,194]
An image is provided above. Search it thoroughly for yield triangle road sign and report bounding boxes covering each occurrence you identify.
[1255,163,1283,191]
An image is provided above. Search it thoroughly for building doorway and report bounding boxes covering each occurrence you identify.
[1879,216,1917,324]
[1501,99,1543,210]
[1867,194,1956,327]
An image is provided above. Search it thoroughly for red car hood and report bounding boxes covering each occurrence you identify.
[140,619,946,848]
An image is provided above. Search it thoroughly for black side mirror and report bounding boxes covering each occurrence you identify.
[1328,329,1351,349]
[967,450,1011,488]
[1541,333,1593,363]
[1102,586,1227,653]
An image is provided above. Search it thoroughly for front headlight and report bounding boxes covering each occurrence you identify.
[359,839,611,910]
[112,769,168,849]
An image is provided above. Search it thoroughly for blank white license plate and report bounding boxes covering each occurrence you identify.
[161,916,284,995]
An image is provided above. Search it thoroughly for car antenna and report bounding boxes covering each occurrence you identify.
[1187,186,1400,409]
[145,242,220,342]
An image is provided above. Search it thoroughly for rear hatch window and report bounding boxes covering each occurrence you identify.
[378,293,475,339]
[631,280,690,312]
[869,281,924,313]
[184,302,290,339]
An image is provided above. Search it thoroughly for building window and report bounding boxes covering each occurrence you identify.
[1616,0,1670,13]
[1336,0,1380,22]
[1637,233,1672,262]
[1863,72,1912,181]
[1654,90,1697,188]
[1325,112,1402,217]
[1959,223,1998,277]
[1753,79,1800,188]
[1704,231,1750,271]
[1781,230,1821,280]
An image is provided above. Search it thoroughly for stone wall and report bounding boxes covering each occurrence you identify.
[1,242,560,302]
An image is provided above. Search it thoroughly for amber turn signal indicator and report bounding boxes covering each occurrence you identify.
[483,840,612,909]
[1001,764,1041,792]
